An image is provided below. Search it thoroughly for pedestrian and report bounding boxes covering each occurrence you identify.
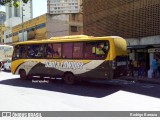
[128,60,134,77]
[152,55,158,78]
[133,60,138,77]
[139,61,146,78]
[137,61,141,77]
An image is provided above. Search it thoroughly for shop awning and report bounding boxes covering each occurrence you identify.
[127,45,153,49]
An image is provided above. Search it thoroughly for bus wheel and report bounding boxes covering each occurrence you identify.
[63,73,75,85]
[19,70,27,80]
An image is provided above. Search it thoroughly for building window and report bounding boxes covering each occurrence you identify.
[8,6,12,18]
[14,6,20,17]
[70,26,78,32]
[13,32,18,36]
[9,33,12,37]
[27,27,35,32]
[72,14,76,21]
[36,23,46,30]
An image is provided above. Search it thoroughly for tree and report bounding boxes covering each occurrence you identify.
[0,0,29,7]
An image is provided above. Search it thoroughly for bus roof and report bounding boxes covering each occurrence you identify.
[50,35,91,39]
[13,35,124,45]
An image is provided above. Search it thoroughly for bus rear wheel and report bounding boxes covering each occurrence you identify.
[63,73,75,85]
[19,70,27,80]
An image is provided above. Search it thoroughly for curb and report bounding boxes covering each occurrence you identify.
[137,79,160,85]
[120,76,160,85]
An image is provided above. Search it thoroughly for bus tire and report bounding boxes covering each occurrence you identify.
[19,70,28,80]
[63,72,75,85]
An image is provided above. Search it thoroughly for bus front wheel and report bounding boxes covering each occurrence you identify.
[63,72,75,85]
[19,70,27,80]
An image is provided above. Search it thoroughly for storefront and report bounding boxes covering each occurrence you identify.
[128,45,160,77]
[148,48,160,71]
[127,45,152,76]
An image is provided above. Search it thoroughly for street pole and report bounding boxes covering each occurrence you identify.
[21,7,24,41]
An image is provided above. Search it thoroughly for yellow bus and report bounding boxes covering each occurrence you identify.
[11,35,128,84]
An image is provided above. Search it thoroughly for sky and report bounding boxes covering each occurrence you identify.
[0,0,47,18]
[32,0,47,18]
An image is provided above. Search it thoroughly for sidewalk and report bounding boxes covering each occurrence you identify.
[120,76,160,85]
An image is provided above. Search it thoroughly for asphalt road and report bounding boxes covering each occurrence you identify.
[1,71,160,111]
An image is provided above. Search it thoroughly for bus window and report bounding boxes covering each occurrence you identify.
[20,45,28,58]
[84,41,109,59]
[13,45,28,59]
[62,43,73,59]
[96,42,108,53]
[27,44,44,58]
[95,42,109,59]
[84,42,96,59]
[73,42,83,59]
[13,45,20,60]
[46,44,54,58]
[45,43,61,58]
[52,43,61,58]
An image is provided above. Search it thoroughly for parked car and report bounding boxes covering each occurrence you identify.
[3,59,11,71]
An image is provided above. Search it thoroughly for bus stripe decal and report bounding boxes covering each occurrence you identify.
[13,62,25,74]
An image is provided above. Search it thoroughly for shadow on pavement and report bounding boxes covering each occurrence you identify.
[0,77,160,98]
[1,70,11,73]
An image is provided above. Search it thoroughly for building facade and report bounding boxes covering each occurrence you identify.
[4,0,33,44]
[0,11,6,44]
[5,0,33,27]
[4,13,83,44]
[0,25,7,44]
[83,0,160,77]
[69,13,83,35]
[83,0,160,39]
[47,0,82,14]
[4,28,12,44]
[0,11,6,25]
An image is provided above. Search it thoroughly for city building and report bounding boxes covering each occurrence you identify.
[4,0,33,44]
[83,0,160,76]
[69,13,83,35]
[5,13,83,44]
[5,0,33,27]
[0,11,6,25]
[0,25,7,44]
[0,11,6,44]
[47,0,82,14]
